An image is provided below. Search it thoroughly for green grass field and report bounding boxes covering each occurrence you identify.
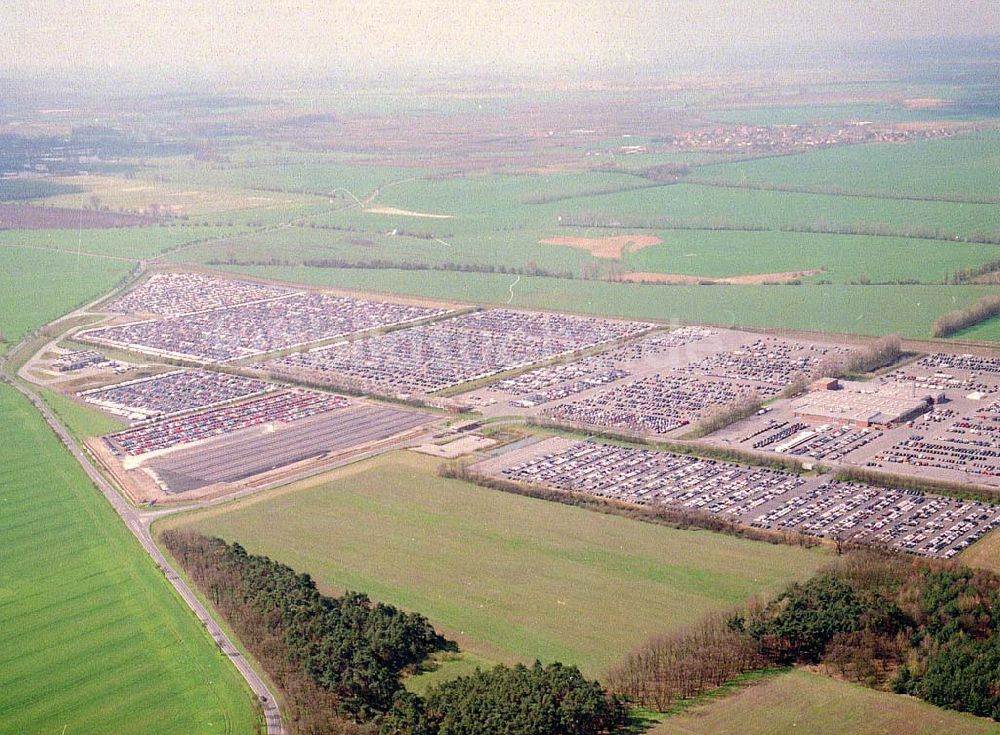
[172,209,996,288]
[0,383,259,735]
[649,669,1000,735]
[37,386,127,439]
[623,230,995,284]
[0,224,245,260]
[0,246,133,345]
[693,131,1000,199]
[141,144,1000,343]
[37,172,324,218]
[211,263,996,339]
[545,183,1000,237]
[953,315,1000,342]
[128,138,1000,344]
[169,218,599,278]
[959,528,1000,577]
[146,154,432,198]
[299,165,1000,240]
[403,650,498,696]
[169,452,828,675]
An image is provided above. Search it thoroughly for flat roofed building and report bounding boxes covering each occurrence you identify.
[792,380,935,428]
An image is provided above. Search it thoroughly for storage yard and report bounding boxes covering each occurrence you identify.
[49,270,1000,556]
[680,337,850,387]
[105,389,349,457]
[263,308,651,397]
[79,369,275,420]
[468,328,853,437]
[542,373,761,436]
[712,352,1000,486]
[87,383,435,498]
[474,437,1000,558]
[105,271,295,316]
[81,291,449,362]
[486,327,714,407]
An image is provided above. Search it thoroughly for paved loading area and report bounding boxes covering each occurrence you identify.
[145,404,435,493]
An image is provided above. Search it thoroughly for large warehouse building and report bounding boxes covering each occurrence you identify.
[791,379,940,428]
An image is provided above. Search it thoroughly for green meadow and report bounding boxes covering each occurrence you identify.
[623,230,996,284]
[0,239,258,734]
[212,263,997,338]
[953,315,1000,342]
[0,246,132,345]
[37,386,127,440]
[693,131,1000,199]
[650,669,1000,735]
[171,453,828,675]
[0,383,259,735]
[0,225,243,260]
[544,182,1000,237]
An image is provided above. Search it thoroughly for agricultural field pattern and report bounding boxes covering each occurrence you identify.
[4,13,1000,735]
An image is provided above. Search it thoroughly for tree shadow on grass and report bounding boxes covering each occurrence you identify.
[619,667,790,733]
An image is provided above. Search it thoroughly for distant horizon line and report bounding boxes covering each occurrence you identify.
[2,33,998,97]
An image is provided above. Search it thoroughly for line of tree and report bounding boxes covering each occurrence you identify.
[847,274,933,286]
[684,176,1000,206]
[606,614,765,710]
[635,162,691,182]
[381,662,626,735]
[304,258,575,279]
[931,295,1000,337]
[300,222,362,232]
[685,393,763,438]
[204,256,576,280]
[392,229,454,240]
[161,530,451,730]
[949,259,1000,285]
[205,257,293,267]
[440,461,820,549]
[609,552,1000,722]
[835,465,1000,504]
[556,212,770,232]
[520,181,665,205]
[524,416,821,473]
[164,531,629,735]
[816,334,903,378]
[556,212,1000,246]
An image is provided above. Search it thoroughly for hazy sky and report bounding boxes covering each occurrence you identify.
[3,1,999,79]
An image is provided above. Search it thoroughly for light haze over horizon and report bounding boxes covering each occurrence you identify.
[3,0,1000,83]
